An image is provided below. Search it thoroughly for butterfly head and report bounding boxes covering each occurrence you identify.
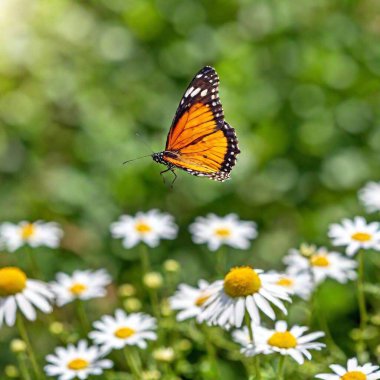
[152,152,165,165]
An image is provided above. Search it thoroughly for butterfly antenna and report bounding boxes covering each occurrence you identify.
[123,154,152,165]
[135,132,155,154]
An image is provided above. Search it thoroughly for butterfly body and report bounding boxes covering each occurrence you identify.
[153,66,240,182]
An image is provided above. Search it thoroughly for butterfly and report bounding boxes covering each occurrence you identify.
[152,66,240,183]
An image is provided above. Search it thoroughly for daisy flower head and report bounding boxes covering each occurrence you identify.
[44,340,112,380]
[110,210,178,249]
[169,280,214,321]
[0,220,63,252]
[316,357,380,380]
[189,213,257,251]
[328,216,380,256]
[51,269,111,307]
[0,267,54,327]
[89,309,156,353]
[272,270,314,300]
[241,320,325,365]
[359,181,380,213]
[284,246,357,284]
[198,266,291,328]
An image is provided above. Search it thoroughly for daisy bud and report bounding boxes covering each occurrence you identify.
[163,259,180,273]
[160,299,173,317]
[5,365,19,378]
[143,272,163,289]
[123,297,142,312]
[118,283,136,297]
[299,243,317,257]
[177,339,192,351]
[142,370,161,380]
[10,339,27,353]
[153,347,175,363]
[49,321,64,335]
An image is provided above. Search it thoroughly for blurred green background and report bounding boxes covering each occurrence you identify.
[1,0,380,377]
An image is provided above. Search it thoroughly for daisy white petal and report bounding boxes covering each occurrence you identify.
[189,213,257,251]
[198,266,291,328]
[328,216,380,256]
[0,267,54,327]
[110,210,178,249]
[89,309,156,353]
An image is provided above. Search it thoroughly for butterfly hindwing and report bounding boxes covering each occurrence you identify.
[160,66,240,182]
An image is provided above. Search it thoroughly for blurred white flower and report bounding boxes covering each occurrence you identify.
[189,213,257,251]
[170,280,213,321]
[198,266,291,328]
[44,340,112,380]
[89,309,156,353]
[0,220,63,252]
[240,320,325,364]
[272,270,314,300]
[328,216,380,256]
[110,210,178,248]
[284,247,357,284]
[315,357,380,379]
[359,181,380,213]
[51,269,111,307]
[0,267,54,327]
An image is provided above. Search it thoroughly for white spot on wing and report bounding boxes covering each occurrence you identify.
[190,88,201,97]
[185,87,194,97]
[200,89,208,97]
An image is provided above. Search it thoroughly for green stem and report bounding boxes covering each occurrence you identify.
[201,324,220,378]
[75,299,90,334]
[17,353,32,380]
[244,313,261,380]
[357,250,368,352]
[140,244,151,274]
[216,246,227,276]
[26,246,41,279]
[277,356,286,380]
[16,316,44,380]
[123,347,141,379]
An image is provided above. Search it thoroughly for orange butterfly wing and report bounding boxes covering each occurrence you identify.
[162,66,240,181]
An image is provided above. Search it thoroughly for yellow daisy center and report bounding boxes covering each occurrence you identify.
[67,358,89,371]
[267,331,297,349]
[135,221,152,234]
[195,293,210,307]
[340,371,366,380]
[224,266,261,298]
[21,223,36,240]
[214,227,231,238]
[276,277,294,287]
[69,283,87,296]
[351,232,372,242]
[114,327,135,339]
[310,254,330,267]
[0,267,27,296]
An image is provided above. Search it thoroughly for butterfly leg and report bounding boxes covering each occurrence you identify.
[170,169,177,187]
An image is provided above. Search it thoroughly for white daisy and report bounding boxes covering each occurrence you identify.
[110,209,178,249]
[50,269,111,307]
[0,220,63,252]
[198,266,291,328]
[359,181,380,213]
[316,357,380,380]
[0,267,54,327]
[189,213,257,251]
[240,320,325,365]
[284,247,357,284]
[328,216,380,256]
[89,309,156,353]
[44,340,113,380]
[272,270,314,300]
[169,280,214,321]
